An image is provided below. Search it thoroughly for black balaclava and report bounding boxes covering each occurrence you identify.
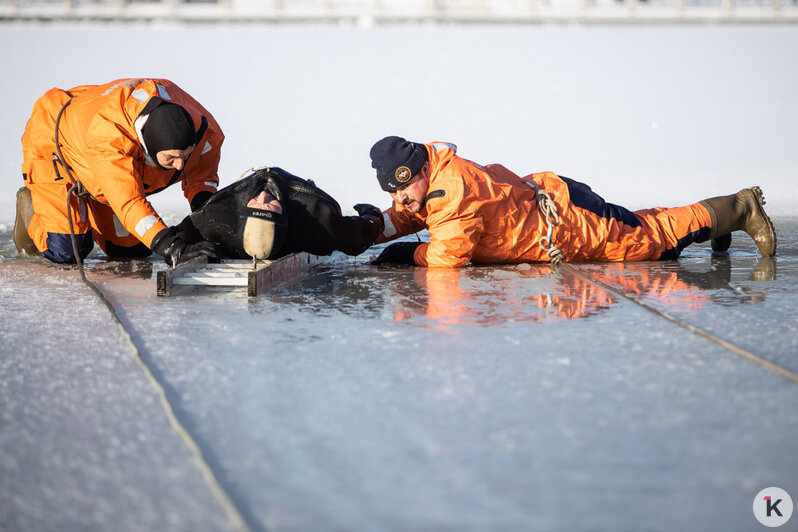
[141,102,196,169]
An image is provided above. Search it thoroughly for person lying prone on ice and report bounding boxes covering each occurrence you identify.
[161,166,384,265]
[366,136,777,267]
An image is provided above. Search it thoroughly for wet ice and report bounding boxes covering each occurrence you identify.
[1,24,798,532]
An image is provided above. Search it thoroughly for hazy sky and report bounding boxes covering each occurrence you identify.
[1,24,796,224]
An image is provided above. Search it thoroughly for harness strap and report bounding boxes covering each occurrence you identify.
[53,98,90,198]
[523,179,566,265]
[50,97,92,266]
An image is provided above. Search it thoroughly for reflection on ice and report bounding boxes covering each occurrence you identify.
[582,255,775,311]
[1,221,797,532]
[264,253,777,331]
[83,258,156,280]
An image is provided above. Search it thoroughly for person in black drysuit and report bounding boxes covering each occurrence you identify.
[168,166,383,263]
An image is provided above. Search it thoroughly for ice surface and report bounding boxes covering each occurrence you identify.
[1,23,798,532]
[3,219,798,531]
[0,259,235,532]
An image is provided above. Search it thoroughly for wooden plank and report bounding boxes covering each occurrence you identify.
[248,253,326,297]
[157,253,326,297]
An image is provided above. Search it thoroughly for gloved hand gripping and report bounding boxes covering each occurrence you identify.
[353,203,385,236]
[151,227,221,267]
[371,241,421,265]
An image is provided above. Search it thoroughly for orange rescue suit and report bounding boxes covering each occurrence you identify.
[21,78,224,261]
[378,142,712,267]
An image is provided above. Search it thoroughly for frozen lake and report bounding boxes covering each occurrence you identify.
[1,23,798,532]
[2,219,798,531]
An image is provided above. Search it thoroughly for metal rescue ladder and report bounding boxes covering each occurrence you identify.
[157,253,326,297]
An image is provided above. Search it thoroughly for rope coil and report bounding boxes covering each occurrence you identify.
[523,179,566,265]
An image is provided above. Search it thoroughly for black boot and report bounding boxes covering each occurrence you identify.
[699,186,776,256]
[13,187,38,255]
[710,233,732,254]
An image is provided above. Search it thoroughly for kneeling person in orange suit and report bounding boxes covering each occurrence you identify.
[368,136,776,267]
[14,78,225,267]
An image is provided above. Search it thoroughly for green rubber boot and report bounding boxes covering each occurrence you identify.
[699,186,776,257]
[13,187,38,255]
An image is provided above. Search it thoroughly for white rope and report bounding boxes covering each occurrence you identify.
[520,177,797,384]
[523,179,566,265]
[237,165,271,181]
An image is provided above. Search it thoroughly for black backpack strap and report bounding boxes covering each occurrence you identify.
[195,115,208,144]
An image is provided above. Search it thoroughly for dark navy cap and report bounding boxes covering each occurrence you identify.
[370,136,427,192]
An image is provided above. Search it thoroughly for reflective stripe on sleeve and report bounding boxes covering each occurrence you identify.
[135,215,159,237]
[156,83,171,100]
[113,215,130,237]
[432,142,456,153]
[382,213,396,238]
[131,89,149,103]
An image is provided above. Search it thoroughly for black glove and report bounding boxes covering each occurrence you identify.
[151,227,221,268]
[353,203,385,234]
[190,190,214,212]
[353,203,381,218]
[371,241,422,266]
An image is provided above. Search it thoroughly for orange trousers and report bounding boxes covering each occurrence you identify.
[556,177,712,262]
[25,178,151,263]
[22,90,151,263]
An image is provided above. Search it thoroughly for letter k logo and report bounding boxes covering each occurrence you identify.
[765,496,784,517]
[754,487,793,527]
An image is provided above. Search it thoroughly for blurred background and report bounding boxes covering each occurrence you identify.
[1,0,796,225]
[2,0,797,24]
